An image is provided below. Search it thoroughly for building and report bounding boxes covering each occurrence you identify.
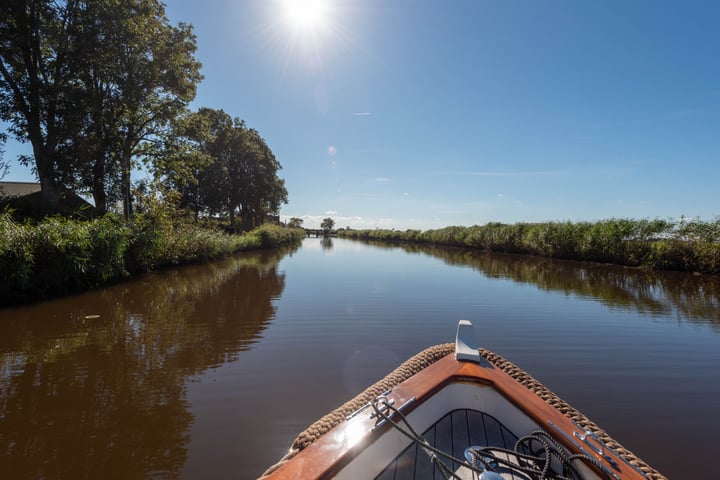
[0,181,42,199]
[0,181,96,218]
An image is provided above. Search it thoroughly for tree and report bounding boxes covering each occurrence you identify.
[236,128,288,230]
[159,110,215,218]
[0,131,7,180]
[0,0,83,206]
[288,217,303,228]
[164,108,288,231]
[0,0,202,215]
[321,217,335,233]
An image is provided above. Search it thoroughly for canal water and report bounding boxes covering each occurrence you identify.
[1,237,719,479]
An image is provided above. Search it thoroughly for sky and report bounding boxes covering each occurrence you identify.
[3,0,719,230]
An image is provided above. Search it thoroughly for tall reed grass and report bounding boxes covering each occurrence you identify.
[337,218,720,275]
[0,212,304,303]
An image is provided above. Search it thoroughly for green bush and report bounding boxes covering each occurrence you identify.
[29,217,93,294]
[0,211,304,304]
[338,218,720,275]
[252,224,305,248]
[0,213,34,297]
[86,215,130,283]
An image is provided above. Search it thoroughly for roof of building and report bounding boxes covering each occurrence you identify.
[0,181,42,198]
[0,181,97,219]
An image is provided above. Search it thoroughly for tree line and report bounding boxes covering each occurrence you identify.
[0,0,286,229]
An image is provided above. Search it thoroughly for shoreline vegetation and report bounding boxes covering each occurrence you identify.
[0,210,304,305]
[336,218,720,276]
[3,215,719,306]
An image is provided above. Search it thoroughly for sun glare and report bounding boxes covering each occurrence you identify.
[282,0,329,31]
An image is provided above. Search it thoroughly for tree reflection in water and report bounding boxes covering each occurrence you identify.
[320,236,333,251]
[2,240,718,479]
[0,246,297,479]
[372,241,720,328]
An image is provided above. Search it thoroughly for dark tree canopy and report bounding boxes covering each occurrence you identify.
[0,0,202,214]
[288,217,303,228]
[321,217,335,232]
[166,108,288,231]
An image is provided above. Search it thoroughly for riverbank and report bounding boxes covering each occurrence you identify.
[337,219,720,275]
[0,212,304,304]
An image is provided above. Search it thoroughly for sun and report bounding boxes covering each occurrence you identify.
[282,0,329,31]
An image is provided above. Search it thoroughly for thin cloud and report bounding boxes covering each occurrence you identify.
[375,177,390,182]
[352,112,373,116]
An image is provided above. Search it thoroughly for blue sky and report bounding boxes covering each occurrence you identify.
[3,0,719,229]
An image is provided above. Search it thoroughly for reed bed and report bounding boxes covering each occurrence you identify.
[337,219,720,275]
[0,212,304,303]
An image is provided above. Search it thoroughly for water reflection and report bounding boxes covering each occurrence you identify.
[0,246,297,479]
[320,236,333,251]
[2,239,718,480]
[372,241,720,327]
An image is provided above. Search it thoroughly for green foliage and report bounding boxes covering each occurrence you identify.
[338,218,720,275]
[0,0,202,213]
[125,207,173,273]
[0,210,303,304]
[251,224,306,248]
[321,217,335,232]
[85,215,130,283]
[0,212,33,296]
[0,213,130,300]
[288,217,304,228]
[164,108,287,230]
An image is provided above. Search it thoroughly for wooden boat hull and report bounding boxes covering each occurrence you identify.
[262,323,664,480]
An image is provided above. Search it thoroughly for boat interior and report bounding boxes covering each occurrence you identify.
[335,381,602,480]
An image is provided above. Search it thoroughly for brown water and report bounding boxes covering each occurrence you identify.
[1,238,719,479]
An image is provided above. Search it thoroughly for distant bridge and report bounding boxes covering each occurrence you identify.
[304,229,336,237]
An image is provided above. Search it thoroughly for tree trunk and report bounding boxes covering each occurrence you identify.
[33,144,60,208]
[120,138,133,219]
[120,157,131,219]
[241,209,254,231]
[228,207,237,233]
[39,174,60,206]
[92,159,107,214]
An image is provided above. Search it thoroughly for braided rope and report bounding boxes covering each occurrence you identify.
[260,344,666,480]
[291,343,455,451]
[260,344,455,477]
[478,349,667,480]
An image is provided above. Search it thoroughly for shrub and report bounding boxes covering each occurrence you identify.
[334,218,720,275]
[0,210,304,304]
[0,213,33,297]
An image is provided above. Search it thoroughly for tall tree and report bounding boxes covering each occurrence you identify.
[321,217,335,233]
[0,0,84,206]
[0,0,202,214]
[288,217,303,228]
[218,125,288,231]
[0,130,7,180]
[158,110,215,218]
[165,108,288,231]
[111,0,201,217]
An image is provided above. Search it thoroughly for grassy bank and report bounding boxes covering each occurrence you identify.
[0,212,304,303]
[337,219,720,275]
